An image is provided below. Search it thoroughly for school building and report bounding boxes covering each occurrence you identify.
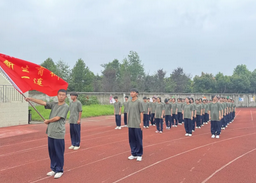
[0,71,28,127]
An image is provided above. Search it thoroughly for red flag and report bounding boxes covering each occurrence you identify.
[0,53,68,96]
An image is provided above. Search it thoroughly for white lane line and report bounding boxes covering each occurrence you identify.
[112,133,256,183]
[190,167,195,172]
[180,178,186,183]
[201,148,256,183]
[197,159,201,163]
[250,110,253,121]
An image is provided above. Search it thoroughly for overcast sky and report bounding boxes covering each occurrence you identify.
[1,0,256,77]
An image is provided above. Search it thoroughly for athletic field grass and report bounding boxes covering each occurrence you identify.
[29,104,124,121]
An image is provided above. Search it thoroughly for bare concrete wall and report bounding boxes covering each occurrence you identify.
[0,73,28,127]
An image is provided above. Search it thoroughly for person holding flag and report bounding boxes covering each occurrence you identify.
[25,90,69,179]
[0,53,69,179]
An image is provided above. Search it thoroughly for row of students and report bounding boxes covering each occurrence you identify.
[113,95,236,138]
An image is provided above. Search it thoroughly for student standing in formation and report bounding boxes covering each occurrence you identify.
[209,95,222,139]
[182,98,185,123]
[195,99,202,129]
[114,96,122,129]
[183,97,193,136]
[177,98,183,125]
[221,98,226,130]
[150,97,157,126]
[190,98,196,132]
[148,98,152,126]
[68,92,83,151]
[232,99,236,121]
[25,89,69,179]
[204,100,209,124]
[164,98,172,130]
[199,99,204,126]
[142,97,150,128]
[217,97,224,135]
[172,98,178,127]
[127,88,144,161]
[155,97,164,133]
[202,100,207,125]
[123,96,129,127]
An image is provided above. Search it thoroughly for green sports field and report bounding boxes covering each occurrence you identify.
[29,104,124,121]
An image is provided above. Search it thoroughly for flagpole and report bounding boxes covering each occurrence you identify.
[0,66,45,121]
[20,93,45,121]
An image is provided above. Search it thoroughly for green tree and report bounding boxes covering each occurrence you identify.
[55,60,70,82]
[119,58,131,92]
[250,69,256,93]
[127,51,145,88]
[193,73,216,93]
[101,59,121,91]
[69,59,94,92]
[41,58,57,73]
[231,74,250,93]
[233,64,251,77]
[93,74,102,92]
[102,67,117,92]
[215,72,232,93]
[231,64,251,93]
[170,67,191,93]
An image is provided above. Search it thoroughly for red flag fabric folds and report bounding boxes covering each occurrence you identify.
[0,53,68,96]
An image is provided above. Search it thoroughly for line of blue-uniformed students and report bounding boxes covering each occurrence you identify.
[113,94,236,139]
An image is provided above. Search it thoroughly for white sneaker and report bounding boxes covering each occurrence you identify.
[68,145,74,150]
[146,126,149,128]
[185,133,189,136]
[47,171,55,176]
[196,127,198,129]
[155,131,159,133]
[199,127,201,129]
[153,124,156,126]
[137,156,142,161]
[216,135,220,139]
[54,172,63,179]
[188,134,192,137]
[124,125,128,127]
[143,126,146,128]
[118,126,122,129]
[150,124,152,126]
[160,131,163,133]
[74,146,80,150]
[211,135,215,138]
[128,155,137,160]
[115,127,118,129]
[192,130,195,132]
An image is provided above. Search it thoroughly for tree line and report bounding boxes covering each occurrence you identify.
[41,51,256,94]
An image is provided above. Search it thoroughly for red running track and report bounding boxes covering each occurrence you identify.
[0,108,256,183]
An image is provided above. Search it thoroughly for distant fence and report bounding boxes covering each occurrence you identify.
[0,85,24,103]
[29,91,256,107]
